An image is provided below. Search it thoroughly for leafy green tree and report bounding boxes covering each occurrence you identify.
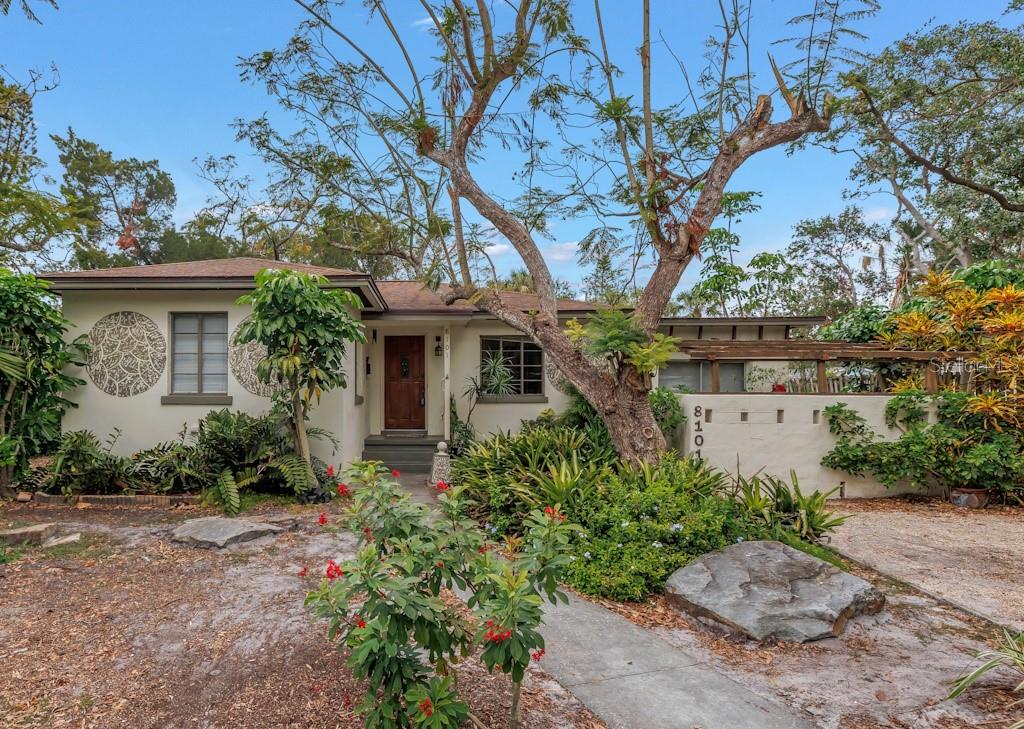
[54,130,177,266]
[833,13,1024,273]
[234,268,364,469]
[0,76,69,267]
[785,206,893,317]
[241,0,876,463]
[0,270,86,496]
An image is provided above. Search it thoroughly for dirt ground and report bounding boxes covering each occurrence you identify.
[0,502,604,729]
[831,498,1024,632]
[588,496,1024,728]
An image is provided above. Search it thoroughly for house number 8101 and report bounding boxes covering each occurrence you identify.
[692,405,705,459]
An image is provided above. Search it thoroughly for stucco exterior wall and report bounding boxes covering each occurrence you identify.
[59,289,366,465]
[449,320,573,435]
[675,393,932,499]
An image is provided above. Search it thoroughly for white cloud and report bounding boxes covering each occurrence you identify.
[411,16,434,31]
[544,241,578,262]
[863,206,895,223]
[484,243,511,256]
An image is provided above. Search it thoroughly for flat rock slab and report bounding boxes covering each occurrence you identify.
[0,522,57,546]
[666,540,884,643]
[42,532,81,549]
[170,517,283,549]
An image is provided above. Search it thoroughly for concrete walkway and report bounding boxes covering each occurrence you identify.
[537,594,816,729]
[400,475,817,729]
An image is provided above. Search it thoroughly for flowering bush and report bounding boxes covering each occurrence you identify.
[305,461,577,729]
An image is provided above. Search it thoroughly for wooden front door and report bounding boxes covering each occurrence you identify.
[384,336,425,430]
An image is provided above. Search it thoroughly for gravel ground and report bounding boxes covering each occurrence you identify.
[831,498,1024,631]
[0,502,604,729]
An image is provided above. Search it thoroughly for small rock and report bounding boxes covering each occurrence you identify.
[666,540,885,643]
[15,491,32,503]
[170,517,283,549]
[0,522,57,546]
[42,532,81,549]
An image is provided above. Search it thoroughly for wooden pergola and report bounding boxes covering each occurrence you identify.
[673,340,969,394]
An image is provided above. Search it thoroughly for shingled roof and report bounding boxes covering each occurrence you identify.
[40,257,365,283]
[373,281,597,315]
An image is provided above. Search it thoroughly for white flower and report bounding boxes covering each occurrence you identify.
[652,541,663,548]
[569,555,576,561]
[670,523,683,532]
[616,543,623,548]
[583,551,592,559]
[621,521,630,528]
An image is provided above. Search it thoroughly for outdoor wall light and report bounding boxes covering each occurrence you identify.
[434,336,443,357]
[365,356,371,376]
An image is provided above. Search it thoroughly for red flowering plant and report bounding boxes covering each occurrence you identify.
[304,461,577,729]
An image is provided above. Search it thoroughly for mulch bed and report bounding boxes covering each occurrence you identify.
[0,503,604,729]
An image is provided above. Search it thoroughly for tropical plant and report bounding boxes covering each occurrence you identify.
[732,471,847,541]
[192,408,332,515]
[132,436,202,493]
[0,270,87,497]
[235,268,364,474]
[48,429,136,497]
[949,629,1024,729]
[305,460,577,729]
[462,349,516,425]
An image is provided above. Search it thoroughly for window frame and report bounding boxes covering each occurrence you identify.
[477,335,546,402]
[168,311,230,396]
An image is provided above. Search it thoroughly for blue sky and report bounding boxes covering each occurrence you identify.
[1,0,1013,286]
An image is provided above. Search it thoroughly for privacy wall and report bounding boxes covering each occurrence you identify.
[675,393,932,499]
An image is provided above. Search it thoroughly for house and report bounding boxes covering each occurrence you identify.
[41,258,824,471]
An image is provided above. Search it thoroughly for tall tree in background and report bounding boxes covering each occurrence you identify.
[54,130,177,267]
[0,74,68,268]
[245,0,876,463]
[785,206,892,317]
[833,12,1024,287]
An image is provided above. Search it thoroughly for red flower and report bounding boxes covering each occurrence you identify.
[477,545,488,554]
[483,621,512,643]
[297,565,308,578]
[531,648,546,661]
[317,512,328,526]
[326,465,335,478]
[418,697,432,717]
[326,559,343,580]
[435,480,449,491]
[544,506,566,522]
[362,526,374,541]
[391,468,401,478]
[355,615,366,629]
[336,483,350,497]
[436,560,444,568]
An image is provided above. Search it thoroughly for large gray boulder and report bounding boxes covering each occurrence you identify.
[170,517,283,549]
[665,540,884,643]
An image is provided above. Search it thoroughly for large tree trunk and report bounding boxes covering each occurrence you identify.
[595,381,666,463]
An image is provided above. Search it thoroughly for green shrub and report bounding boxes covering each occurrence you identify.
[192,408,329,514]
[306,461,578,728]
[49,429,136,497]
[132,440,201,493]
[562,455,753,601]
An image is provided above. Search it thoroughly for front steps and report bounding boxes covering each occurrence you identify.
[361,433,442,473]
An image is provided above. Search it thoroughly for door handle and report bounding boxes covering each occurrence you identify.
[420,390,425,407]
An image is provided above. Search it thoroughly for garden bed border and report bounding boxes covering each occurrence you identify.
[32,492,200,507]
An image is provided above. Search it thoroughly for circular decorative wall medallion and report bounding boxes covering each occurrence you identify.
[229,319,279,397]
[86,311,166,397]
